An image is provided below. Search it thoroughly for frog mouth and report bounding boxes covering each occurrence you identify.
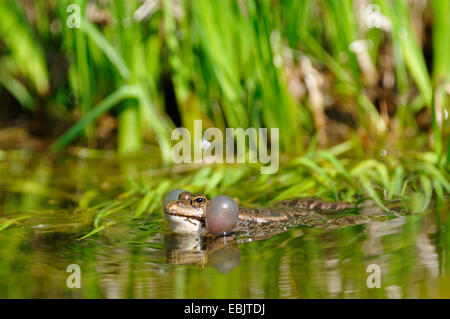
[164,201,205,220]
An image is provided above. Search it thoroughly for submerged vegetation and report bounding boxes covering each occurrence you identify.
[0,0,449,298]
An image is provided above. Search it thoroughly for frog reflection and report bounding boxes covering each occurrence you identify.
[165,233,240,274]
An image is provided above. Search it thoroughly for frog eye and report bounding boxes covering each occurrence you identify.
[191,194,207,208]
[178,191,193,200]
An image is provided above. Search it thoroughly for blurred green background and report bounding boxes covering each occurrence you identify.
[0,0,447,154]
[0,0,448,206]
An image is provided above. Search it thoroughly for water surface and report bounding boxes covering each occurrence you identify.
[0,151,449,298]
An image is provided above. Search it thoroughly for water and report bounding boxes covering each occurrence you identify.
[0,151,449,298]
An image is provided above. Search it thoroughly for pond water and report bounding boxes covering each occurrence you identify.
[0,151,449,298]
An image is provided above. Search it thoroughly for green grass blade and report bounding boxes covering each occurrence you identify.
[51,85,140,151]
[81,18,130,79]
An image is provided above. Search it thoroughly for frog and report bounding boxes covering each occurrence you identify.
[163,190,366,240]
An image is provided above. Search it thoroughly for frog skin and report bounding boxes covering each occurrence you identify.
[164,192,366,240]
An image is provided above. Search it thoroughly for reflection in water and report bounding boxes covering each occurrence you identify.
[0,201,449,298]
[0,154,449,298]
[208,246,241,274]
[165,233,241,274]
[165,234,206,266]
